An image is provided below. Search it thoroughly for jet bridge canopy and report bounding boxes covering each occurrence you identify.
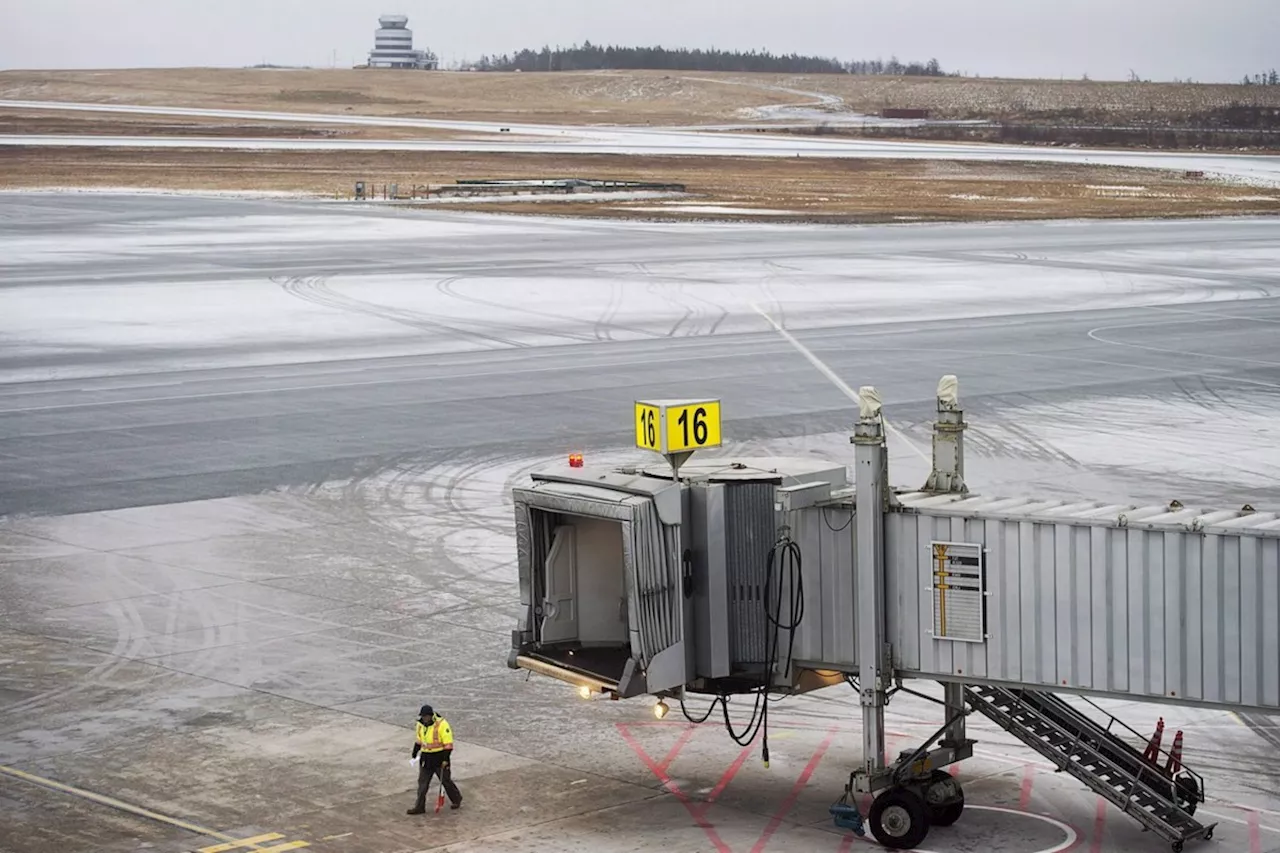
[509,468,687,698]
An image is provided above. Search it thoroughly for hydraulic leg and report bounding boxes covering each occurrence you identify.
[852,387,889,789]
[838,386,976,850]
[941,682,966,748]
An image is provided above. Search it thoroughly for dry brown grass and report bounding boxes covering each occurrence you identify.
[0,111,480,141]
[0,68,773,125]
[4,68,1279,126]
[756,74,1280,122]
[4,146,1276,223]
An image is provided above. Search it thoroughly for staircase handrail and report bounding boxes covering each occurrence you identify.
[1075,693,1207,804]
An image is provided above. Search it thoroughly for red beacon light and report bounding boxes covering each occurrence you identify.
[568,453,584,468]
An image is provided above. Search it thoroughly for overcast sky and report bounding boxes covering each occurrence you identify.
[1,0,1276,83]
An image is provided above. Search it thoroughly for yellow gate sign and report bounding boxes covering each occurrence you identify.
[636,402,661,451]
[634,399,722,455]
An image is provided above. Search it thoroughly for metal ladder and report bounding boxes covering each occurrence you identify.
[966,684,1216,851]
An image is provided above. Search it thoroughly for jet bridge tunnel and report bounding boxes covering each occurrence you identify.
[507,455,850,702]
[507,376,1280,851]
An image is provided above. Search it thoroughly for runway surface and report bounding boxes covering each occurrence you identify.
[2,194,1280,853]
[4,99,1280,185]
[3,194,1279,517]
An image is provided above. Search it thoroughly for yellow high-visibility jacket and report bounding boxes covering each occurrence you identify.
[415,715,454,756]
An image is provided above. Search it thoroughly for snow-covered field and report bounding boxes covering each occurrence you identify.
[6,209,1280,376]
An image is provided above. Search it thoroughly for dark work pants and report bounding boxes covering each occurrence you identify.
[414,754,462,808]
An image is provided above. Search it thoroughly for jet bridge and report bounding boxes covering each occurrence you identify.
[507,377,1280,851]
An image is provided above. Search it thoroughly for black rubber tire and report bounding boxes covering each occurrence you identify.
[931,797,964,827]
[1176,774,1200,810]
[869,787,932,850]
[925,770,964,827]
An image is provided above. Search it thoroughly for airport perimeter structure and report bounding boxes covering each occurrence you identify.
[508,377,1280,850]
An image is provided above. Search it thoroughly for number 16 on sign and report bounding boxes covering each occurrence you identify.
[634,400,722,454]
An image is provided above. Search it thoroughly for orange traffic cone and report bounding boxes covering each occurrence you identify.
[1165,730,1184,776]
[1143,717,1165,763]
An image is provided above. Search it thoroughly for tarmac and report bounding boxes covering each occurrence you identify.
[2,194,1279,852]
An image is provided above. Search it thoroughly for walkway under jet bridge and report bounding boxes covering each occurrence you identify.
[508,375,1279,851]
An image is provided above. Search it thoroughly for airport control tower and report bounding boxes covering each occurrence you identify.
[367,14,437,69]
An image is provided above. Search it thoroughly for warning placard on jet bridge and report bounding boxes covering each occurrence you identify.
[930,541,987,643]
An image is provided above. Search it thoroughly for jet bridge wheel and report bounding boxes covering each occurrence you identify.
[868,787,932,849]
[923,770,964,827]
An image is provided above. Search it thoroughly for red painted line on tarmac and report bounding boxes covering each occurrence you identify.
[694,742,756,817]
[621,719,911,737]
[750,725,840,853]
[1250,809,1262,853]
[1019,762,1036,809]
[617,723,732,853]
[1090,796,1108,853]
[658,724,699,773]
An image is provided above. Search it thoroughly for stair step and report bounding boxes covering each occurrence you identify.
[967,686,1204,845]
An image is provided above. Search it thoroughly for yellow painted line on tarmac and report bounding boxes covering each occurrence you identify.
[0,763,309,850]
[199,834,285,852]
[201,838,310,853]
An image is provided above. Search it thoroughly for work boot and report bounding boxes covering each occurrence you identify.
[406,807,426,815]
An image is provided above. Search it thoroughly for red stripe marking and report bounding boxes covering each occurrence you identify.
[694,742,756,817]
[616,723,732,853]
[622,719,911,737]
[1019,762,1036,809]
[658,724,699,773]
[750,725,840,853]
[1249,809,1262,853]
[1090,796,1108,853]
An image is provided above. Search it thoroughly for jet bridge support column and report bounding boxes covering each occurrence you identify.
[843,383,970,850]
[941,682,966,747]
[853,387,890,783]
[928,377,971,753]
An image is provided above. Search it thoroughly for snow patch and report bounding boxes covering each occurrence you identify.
[0,186,319,199]
[415,190,684,205]
[7,211,1280,385]
[972,390,1280,503]
[617,203,798,215]
[947,194,1040,203]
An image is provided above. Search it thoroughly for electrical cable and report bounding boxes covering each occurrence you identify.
[681,530,808,766]
[679,692,718,724]
[761,531,804,767]
[821,506,853,533]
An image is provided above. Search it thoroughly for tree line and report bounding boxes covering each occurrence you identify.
[463,42,951,76]
[1241,70,1280,86]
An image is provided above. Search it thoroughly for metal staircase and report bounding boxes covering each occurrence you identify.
[966,684,1216,852]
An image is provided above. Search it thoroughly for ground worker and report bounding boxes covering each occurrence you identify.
[407,703,462,814]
